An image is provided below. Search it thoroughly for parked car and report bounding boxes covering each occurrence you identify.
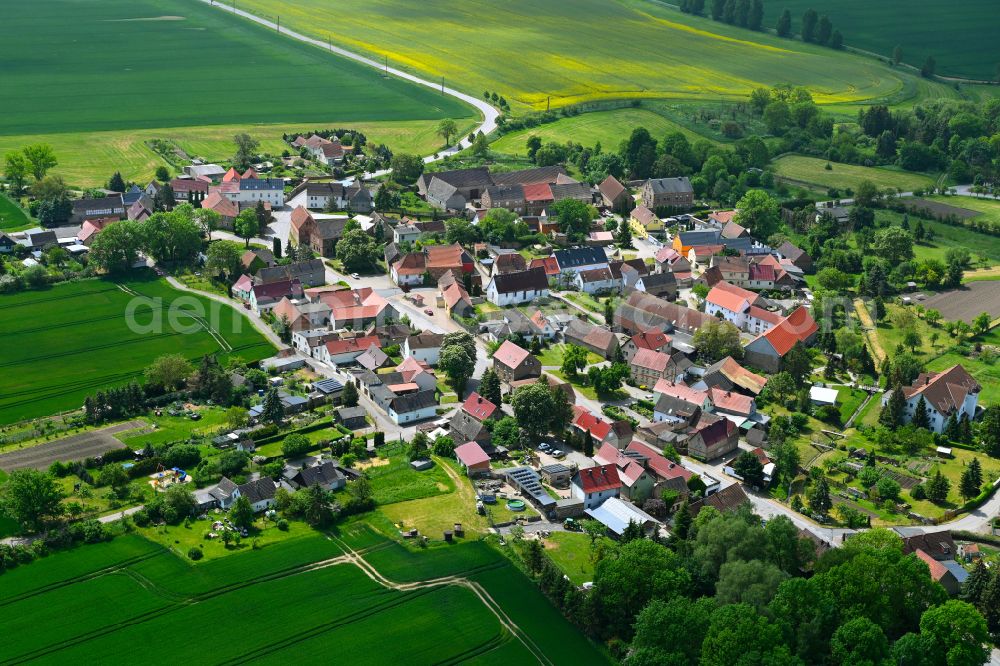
[424,309,434,315]
[538,443,551,452]
[350,273,360,279]
[550,449,565,458]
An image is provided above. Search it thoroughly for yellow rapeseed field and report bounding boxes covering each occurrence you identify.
[242,0,912,110]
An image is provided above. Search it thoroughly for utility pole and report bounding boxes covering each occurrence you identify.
[441,77,444,95]
[328,35,332,51]
[276,15,280,32]
[546,96,550,112]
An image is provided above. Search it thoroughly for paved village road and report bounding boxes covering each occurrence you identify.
[197,0,499,171]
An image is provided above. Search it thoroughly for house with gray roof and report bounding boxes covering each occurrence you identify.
[641,177,693,210]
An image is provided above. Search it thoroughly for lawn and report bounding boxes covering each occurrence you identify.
[836,387,868,425]
[926,330,1000,405]
[366,451,456,505]
[762,0,1000,80]
[241,0,919,111]
[491,107,712,155]
[0,0,472,186]
[542,531,597,586]
[535,344,604,368]
[0,192,33,232]
[878,208,1000,267]
[773,155,936,193]
[0,273,275,425]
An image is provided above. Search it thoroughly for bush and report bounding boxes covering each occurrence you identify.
[910,484,926,500]
[282,433,312,458]
[277,518,289,531]
[187,546,203,561]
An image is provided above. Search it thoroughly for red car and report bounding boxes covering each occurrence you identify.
[424,309,434,316]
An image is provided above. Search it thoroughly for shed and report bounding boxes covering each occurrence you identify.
[455,441,491,476]
[809,386,839,406]
[335,406,368,430]
[410,458,434,471]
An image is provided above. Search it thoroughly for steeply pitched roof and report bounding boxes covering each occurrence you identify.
[631,206,657,227]
[704,357,767,395]
[491,267,549,294]
[572,405,612,440]
[626,440,692,481]
[754,306,818,356]
[493,252,528,274]
[646,176,693,195]
[529,256,560,276]
[630,330,671,352]
[237,477,276,504]
[422,167,492,189]
[492,165,566,186]
[904,365,981,417]
[462,392,498,420]
[493,340,532,369]
[553,246,607,270]
[708,388,753,416]
[631,348,672,374]
[294,461,345,488]
[455,441,491,467]
[706,281,758,313]
[574,464,621,494]
[390,389,437,413]
[599,175,626,202]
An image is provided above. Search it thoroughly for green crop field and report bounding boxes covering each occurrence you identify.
[0,0,472,185]
[927,195,1000,226]
[491,107,713,155]
[0,120,472,187]
[773,155,937,192]
[762,0,1000,81]
[0,526,606,664]
[0,193,33,232]
[0,274,275,425]
[237,0,935,113]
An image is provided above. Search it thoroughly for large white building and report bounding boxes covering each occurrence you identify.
[882,365,981,434]
[485,267,550,306]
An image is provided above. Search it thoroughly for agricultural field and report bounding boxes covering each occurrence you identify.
[762,0,1000,81]
[0,193,33,232]
[921,282,1000,323]
[0,0,472,185]
[0,275,275,426]
[926,195,1000,226]
[240,0,924,112]
[772,155,937,192]
[0,120,472,187]
[491,107,711,156]
[0,526,606,664]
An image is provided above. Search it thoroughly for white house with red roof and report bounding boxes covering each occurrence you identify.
[882,364,980,434]
[454,441,491,476]
[571,464,622,509]
[593,442,655,502]
[315,336,382,366]
[704,281,765,330]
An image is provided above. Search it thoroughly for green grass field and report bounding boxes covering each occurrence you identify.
[763,0,1000,81]
[0,193,33,232]
[491,107,711,155]
[239,0,925,112]
[0,274,275,425]
[927,195,1000,226]
[878,209,1000,266]
[0,527,606,664]
[0,0,472,185]
[0,120,470,187]
[773,155,937,192]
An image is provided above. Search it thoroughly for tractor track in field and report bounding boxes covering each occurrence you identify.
[197,0,499,170]
[5,533,547,666]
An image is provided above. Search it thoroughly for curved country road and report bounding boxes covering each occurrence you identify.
[197,0,499,169]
